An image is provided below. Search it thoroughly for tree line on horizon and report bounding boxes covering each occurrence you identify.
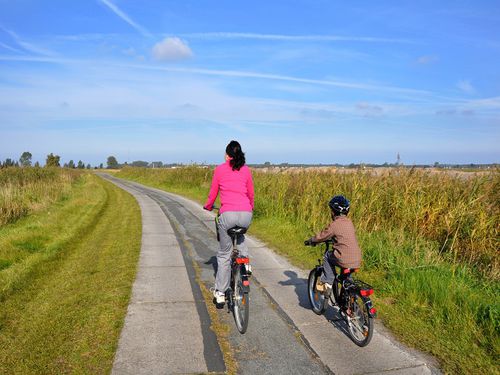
[1,152,497,170]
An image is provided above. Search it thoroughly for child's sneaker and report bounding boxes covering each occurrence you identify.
[213,290,225,305]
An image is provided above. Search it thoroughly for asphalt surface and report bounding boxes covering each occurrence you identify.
[102,174,439,375]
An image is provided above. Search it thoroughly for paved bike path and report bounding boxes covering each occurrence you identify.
[105,175,438,375]
[104,174,329,375]
[105,176,224,374]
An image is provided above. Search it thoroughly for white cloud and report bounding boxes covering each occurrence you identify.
[152,37,193,61]
[456,80,476,94]
[416,55,438,64]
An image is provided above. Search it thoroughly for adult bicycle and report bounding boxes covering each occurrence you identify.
[213,208,251,334]
[305,239,376,347]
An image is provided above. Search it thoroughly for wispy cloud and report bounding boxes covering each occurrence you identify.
[0,54,432,96]
[0,42,22,53]
[152,37,193,61]
[356,102,384,117]
[0,26,54,56]
[456,80,476,94]
[181,32,416,44]
[125,64,432,96]
[97,0,151,37]
[416,55,438,64]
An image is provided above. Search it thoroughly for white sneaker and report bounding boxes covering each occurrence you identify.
[245,264,252,275]
[213,290,225,304]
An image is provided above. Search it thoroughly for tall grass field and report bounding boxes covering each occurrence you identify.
[0,167,80,226]
[117,166,499,374]
[0,169,141,373]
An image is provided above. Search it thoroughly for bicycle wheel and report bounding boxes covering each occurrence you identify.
[346,293,373,347]
[232,265,249,334]
[308,268,327,315]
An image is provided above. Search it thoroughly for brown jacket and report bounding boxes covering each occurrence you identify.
[312,215,362,269]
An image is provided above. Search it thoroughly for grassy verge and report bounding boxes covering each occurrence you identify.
[0,174,141,374]
[116,166,499,374]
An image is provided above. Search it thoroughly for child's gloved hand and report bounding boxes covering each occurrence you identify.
[304,238,316,246]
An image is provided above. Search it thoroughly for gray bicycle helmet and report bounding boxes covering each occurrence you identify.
[328,195,350,215]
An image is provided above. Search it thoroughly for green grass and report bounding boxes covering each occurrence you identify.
[0,174,141,374]
[116,166,500,374]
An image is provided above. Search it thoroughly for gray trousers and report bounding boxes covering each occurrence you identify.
[215,211,253,293]
[321,250,339,284]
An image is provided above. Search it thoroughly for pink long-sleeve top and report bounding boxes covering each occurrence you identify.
[204,160,254,213]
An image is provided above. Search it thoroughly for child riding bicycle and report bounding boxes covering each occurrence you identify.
[304,195,362,293]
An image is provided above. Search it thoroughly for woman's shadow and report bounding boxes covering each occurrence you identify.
[205,256,218,278]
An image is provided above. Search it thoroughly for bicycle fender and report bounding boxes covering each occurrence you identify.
[364,298,376,318]
[241,275,250,293]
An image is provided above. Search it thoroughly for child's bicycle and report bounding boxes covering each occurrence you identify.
[305,239,376,347]
[213,207,251,334]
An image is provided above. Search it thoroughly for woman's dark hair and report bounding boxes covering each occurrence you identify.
[226,140,246,171]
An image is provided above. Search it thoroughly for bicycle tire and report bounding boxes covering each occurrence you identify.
[232,265,249,334]
[346,293,373,347]
[308,268,327,315]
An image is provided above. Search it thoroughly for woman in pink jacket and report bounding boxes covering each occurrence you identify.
[204,140,254,305]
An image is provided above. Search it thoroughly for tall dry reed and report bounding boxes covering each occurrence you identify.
[118,166,499,277]
[0,167,81,226]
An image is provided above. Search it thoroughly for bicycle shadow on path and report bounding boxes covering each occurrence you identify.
[278,270,352,341]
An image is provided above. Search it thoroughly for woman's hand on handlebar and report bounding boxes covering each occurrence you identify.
[203,204,219,211]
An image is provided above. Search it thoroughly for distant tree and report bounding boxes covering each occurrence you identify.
[19,151,32,167]
[434,162,440,168]
[63,163,68,168]
[46,153,61,167]
[150,161,163,168]
[131,160,149,167]
[34,161,40,168]
[4,158,15,167]
[86,164,91,169]
[264,161,271,166]
[77,160,85,169]
[99,163,104,169]
[67,160,75,169]
[107,156,119,169]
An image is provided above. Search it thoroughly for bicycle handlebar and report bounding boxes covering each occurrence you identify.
[304,238,334,247]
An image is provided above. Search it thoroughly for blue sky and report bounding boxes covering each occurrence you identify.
[0,0,499,165]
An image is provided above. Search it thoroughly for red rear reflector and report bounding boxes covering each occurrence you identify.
[243,280,250,286]
[360,289,374,297]
[370,308,377,315]
[343,269,350,274]
[236,258,249,264]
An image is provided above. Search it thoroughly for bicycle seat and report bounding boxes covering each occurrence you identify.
[227,226,247,236]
